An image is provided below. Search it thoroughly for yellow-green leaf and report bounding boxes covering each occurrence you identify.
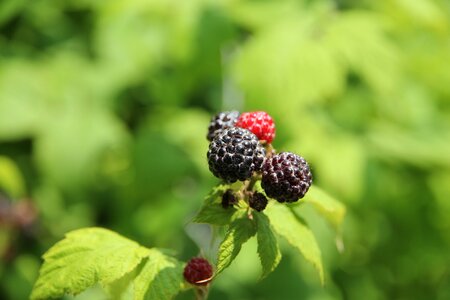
[31,227,150,300]
[134,249,184,300]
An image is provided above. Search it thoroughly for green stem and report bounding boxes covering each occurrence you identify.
[194,285,209,300]
[247,175,259,192]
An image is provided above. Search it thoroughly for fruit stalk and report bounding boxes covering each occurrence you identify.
[194,285,209,300]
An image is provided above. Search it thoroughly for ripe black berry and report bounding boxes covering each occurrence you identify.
[207,111,240,141]
[207,127,266,183]
[261,152,312,203]
[249,192,268,212]
[183,257,213,286]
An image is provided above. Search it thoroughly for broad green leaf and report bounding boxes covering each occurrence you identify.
[105,268,136,300]
[31,227,150,300]
[216,217,256,275]
[265,203,324,283]
[134,249,184,300]
[303,186,346,232]
[254,212,281,279]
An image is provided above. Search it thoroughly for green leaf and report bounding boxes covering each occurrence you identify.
[265,203,324,283]
[31,227,150,300]
[105,268,136,300]
[303,186,346,232]
[204,184,231,205]
[193,184,237,226]
[134,249,184,300]
[216,217,256,275]
[193,203,237,226]
[254,212,282,279]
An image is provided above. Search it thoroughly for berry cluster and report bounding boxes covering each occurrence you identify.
[206,110,312,206]
[184,110,313,288]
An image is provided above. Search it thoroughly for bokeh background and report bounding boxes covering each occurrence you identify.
[1,0,450,299]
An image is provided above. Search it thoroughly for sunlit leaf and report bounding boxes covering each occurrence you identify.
[254,212,282,279]
[134,249,184,300]
[303,186,346,232]
[265,203,324,283]
[216,217,256,275]
[31,228,150,300]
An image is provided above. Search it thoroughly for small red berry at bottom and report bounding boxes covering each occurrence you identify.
[183,257,213,286]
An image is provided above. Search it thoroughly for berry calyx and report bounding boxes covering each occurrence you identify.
[236,111,276,144]
[261,152,312,203]
[183,257,214,286]
[207,127,266,183]
[207,111,240,141]
[249,192,268,212]
[221,189,237,209]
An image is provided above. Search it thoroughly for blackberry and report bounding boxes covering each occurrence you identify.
[249,192,268,212]
[236,111,276,143]
[261,152,312,203]
[183,257,213,286]
[207,127,266,183]
[207,111,240,141]
[221,189,237,209]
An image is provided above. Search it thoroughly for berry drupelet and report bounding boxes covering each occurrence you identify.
[261,152,312,203]
[207,127,266,183]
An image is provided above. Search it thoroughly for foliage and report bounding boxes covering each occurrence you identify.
[30,181,340,299]
[31,228,184,300]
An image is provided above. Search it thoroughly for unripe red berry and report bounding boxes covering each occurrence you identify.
[236,111,276,143]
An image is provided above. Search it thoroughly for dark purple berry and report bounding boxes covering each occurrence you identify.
[261,152,312,203]
[207,111,240,141]
[207,127,266,183]
[249,192,268,212]
[183,257,213,286]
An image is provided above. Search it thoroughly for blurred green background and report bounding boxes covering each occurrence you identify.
[1,0,450,299]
